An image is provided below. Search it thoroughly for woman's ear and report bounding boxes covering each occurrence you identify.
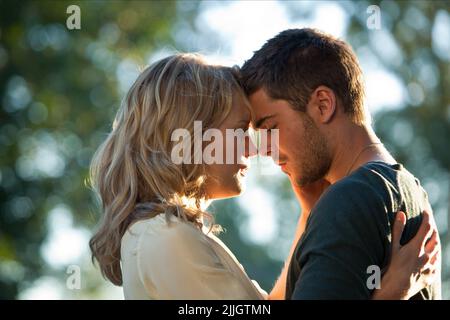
[307,86,337,124]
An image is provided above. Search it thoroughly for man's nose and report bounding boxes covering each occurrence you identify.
[244,135,258,158]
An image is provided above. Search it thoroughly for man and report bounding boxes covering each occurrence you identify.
[240,28,441,299]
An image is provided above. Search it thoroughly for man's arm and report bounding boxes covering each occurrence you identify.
[268,179,330,300]
[291,181,386,299]
[268,212,308,300]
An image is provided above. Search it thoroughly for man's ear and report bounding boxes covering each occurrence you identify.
[307,86,337,124]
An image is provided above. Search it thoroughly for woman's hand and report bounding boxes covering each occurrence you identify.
[372,210,440,300]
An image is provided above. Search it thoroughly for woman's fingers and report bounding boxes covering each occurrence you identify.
[419,251,439,287]
[429,248,439,265]
[424,229,438,254]
[418,252,432,269]
[417,241,439,273]
[387,209,440,293]
[421,244,440,271]
[420,269,437,287]
[392,211,406,251]
[412,210,433,250]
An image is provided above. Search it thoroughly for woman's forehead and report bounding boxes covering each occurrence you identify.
[232,95,251,120]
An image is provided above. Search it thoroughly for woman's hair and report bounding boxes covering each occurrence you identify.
[89,53,247,286]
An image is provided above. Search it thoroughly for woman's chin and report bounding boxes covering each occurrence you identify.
[205,173,248,200]
[209,184,245,200]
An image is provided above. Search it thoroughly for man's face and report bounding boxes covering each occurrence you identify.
[248,88,332,187]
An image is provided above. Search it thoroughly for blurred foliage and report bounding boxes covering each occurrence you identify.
[0,0,199,299]
[0,0,449,299]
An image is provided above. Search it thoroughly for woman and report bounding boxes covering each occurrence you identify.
[89,53,438,300]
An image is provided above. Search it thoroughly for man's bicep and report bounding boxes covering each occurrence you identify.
[291,250,374,300]
[290,188,386,300]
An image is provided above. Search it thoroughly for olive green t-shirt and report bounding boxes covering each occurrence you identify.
[286,161,441,300]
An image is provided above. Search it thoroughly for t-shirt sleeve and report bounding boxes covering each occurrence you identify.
[136,222,259,300]
[290,180,388,300]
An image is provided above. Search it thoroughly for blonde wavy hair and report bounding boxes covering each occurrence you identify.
[89,53,247,286]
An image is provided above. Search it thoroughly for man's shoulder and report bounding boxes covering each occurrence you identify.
[312,170,387,220]
[308,160,429,235]
[314,161,415,212]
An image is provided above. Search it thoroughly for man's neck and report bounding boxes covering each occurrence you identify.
[325,123,396,185]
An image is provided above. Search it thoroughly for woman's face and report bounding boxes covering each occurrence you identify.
[204,95,257,200]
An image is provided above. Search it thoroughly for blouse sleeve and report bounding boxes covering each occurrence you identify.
[136,221,261,300]
[251,280,269,299]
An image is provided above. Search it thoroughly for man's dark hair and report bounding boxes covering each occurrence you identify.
[240,28,367,125]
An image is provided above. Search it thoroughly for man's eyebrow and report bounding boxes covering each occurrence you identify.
[254,114,276,128]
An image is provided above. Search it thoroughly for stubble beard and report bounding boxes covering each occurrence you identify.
[295,115,332,187]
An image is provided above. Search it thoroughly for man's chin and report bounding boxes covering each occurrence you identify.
[291,174,315,188]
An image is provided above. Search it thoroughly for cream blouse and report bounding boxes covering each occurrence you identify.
[120,214,267,300]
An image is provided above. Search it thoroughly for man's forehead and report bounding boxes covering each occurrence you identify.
[248,88,273,105]
[247,89,275,124]
[247,94,277,128]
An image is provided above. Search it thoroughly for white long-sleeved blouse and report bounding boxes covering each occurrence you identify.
[120,213,267,300]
